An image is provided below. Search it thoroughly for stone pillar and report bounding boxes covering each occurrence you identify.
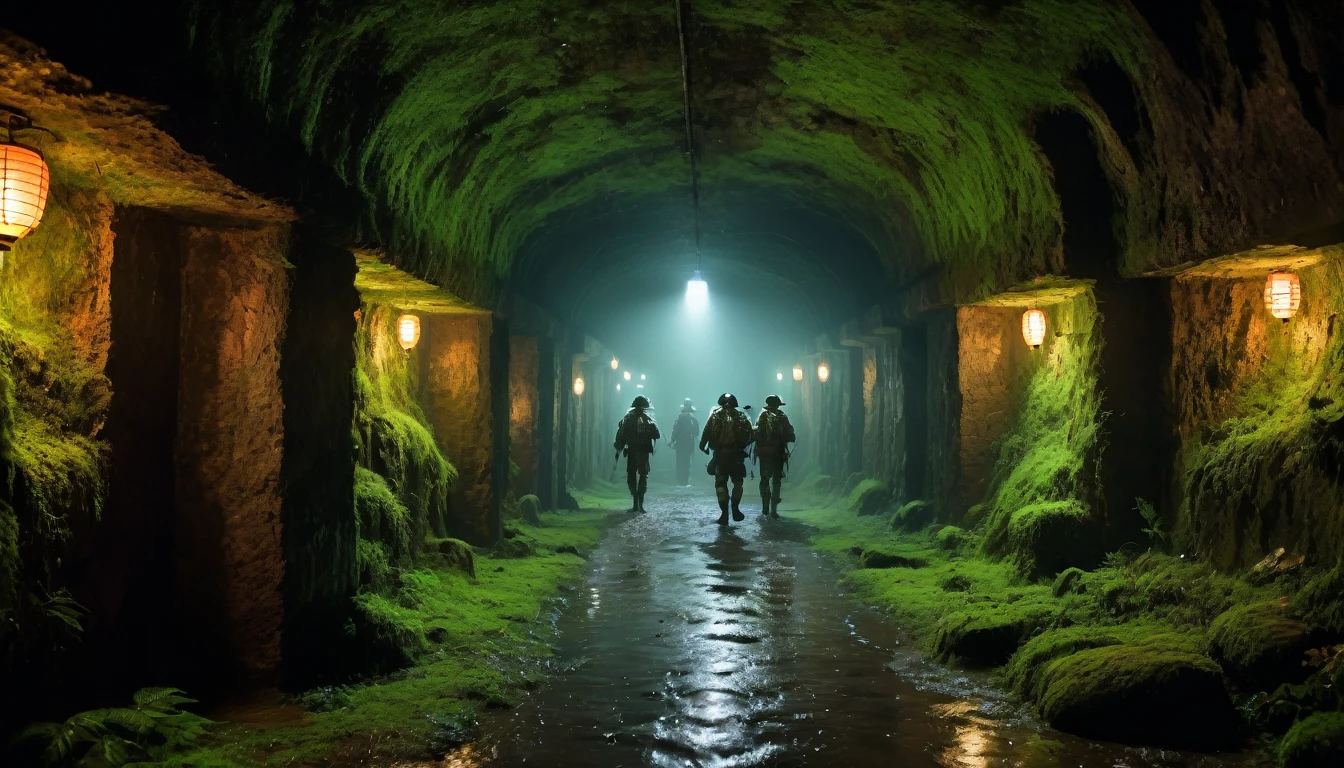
[425,312,497,543]
[509,335,541,498]
[924,309,961,516]
[175,223,290,684]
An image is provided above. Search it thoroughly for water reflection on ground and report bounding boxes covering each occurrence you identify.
[469,486,1268,768]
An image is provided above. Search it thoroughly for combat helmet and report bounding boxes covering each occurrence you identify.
[631,395,651,409]
[717,392,739,408]
[765,394,786,407]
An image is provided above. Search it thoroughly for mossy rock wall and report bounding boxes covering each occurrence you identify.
[1174,255,1344,569]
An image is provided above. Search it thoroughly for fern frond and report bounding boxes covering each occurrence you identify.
[131,688,195,712]
[101,708,157,735]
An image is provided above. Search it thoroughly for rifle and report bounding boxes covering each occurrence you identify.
[743,405,756,480]
[609,450,620,482]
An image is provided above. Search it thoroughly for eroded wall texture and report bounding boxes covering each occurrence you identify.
[509,336,540,498]
[426,313,496,543]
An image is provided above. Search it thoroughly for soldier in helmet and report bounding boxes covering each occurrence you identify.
[754,394,796,518]
[669,398,699,486]
[699,393,754,525]
[614,395,660,512]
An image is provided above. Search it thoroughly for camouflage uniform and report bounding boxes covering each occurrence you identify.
[614,405,660,512]
[699,403,754,522]
[670,404,699,486]
[754,403,795,518]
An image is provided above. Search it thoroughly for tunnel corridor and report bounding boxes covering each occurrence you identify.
[2,1,1344,767]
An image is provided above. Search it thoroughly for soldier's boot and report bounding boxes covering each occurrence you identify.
[715,486,731,525]
[637,491,647,513]
[730,488,745,522]
[628,494,639,513]
[760,495,771,516]
[771,494,782,518]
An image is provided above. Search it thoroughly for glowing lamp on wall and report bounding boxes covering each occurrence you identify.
[817,362,830,383]
[1264,272,1301,322]
[793,364,803,382]
[610,356,619,370]
[397,314,421,351]
[1021,309,1046,349]
[0,143,50,251]
[573,377,585,396]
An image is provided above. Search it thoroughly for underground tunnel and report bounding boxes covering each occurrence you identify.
[1,1,1344,766]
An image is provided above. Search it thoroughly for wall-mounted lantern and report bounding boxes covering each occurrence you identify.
[817,362,830,383]
[573,376,585,396]
[1021,309,1046,349]
[1264,272,1301,322]
[610,356,619,370]
[397,314,421,351]
[793,364,804,381]
[0,141,50,252]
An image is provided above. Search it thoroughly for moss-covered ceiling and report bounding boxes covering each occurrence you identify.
[186,0,1146,322]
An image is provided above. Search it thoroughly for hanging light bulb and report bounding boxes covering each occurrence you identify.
[640,373,646,381]
[817,362,830,383]
[397,314,421,351]
[1022,309,1047,349]
[776,372,784,381]
[793,364,804,382]
[573,376,585,396]
[686,269,709,313]
[1264,272,1301,322]
[610,355,619,370]
[623,370,632,381]
[0,141,50,252]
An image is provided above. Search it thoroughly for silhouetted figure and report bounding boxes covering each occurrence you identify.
[614,396,660,512]
[669,398,699,486]
[699,392,753,525]
[754,394,796,519]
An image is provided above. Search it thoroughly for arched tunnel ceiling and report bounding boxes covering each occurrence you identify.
[186,0,1147,319]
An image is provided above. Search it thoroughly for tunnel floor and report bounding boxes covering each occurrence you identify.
[465,485,1264,767]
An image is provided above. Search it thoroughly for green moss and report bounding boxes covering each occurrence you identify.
[981,292,1103,575]
[934,525,968,551]
[891,499,937,531]
[1003,622,1187,702]
[1278,712,1344,768]
[1209,601,1320,690]
[1291,566,1344,635]
[355,467,411,566]
[847,478,889,516]
[933,601,1061,667]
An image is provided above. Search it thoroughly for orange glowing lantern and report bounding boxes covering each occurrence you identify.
[0,142,50,251]
[817,362,830,383]
[793,364,803,382]
[573,377,585,396]
[397,314,421,351]
[1021,309,1047,349]
[1264,272,1301,322]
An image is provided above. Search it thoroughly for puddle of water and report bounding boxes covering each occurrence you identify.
[465,486,1270,768]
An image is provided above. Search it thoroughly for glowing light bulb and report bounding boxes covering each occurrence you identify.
[640,373,646,381]
[610,356,619,370]
[623,370,631,381]
[573,377,585,396]
[616,383,621,391]
[793,364,803,381]
[686,270,708,313]
[397,314,420,351]
[776,372,784,381]
[1021,309,1047,349]
[817,362,830,383]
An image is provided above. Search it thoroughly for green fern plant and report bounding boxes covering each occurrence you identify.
[15,687,205,767]
[1135,497,1169,549]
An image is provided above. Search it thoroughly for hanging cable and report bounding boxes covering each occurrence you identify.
[674,0,701,270]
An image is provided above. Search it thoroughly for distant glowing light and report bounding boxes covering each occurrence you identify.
[573,376,585,396]
[0,142,50,251]
[1021,309,1047,349]
[610,355,619,370]
[817,362,830,383]
[636,384,644,389]
[397,314,421,351]
[793,364,803,382]
[616,383,621,391]
[777,371,784,381]
[686,270,709,312]
[623,370,632,381]
[1264,272,1301,322]
[640,373,646,381]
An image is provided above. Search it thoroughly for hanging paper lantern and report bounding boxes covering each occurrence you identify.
[817,362,830,383]
[0,143,50,251]
[397,314,421,351]
[573,376,585,396]
[610,356,619,370]
[1264,272,1301,322]
[1021,309,1047,349]
[793,364,804,382]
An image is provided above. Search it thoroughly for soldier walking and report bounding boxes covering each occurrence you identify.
[754,394,796,519]
[614,396,660,513]
[669,398,699,486]
[699,393,754,526]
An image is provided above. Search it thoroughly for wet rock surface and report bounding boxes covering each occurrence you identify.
[471,486,1265,767]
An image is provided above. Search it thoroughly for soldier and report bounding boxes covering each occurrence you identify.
[754,394,796,519]
[699,392,754,525]
[614,395,660,513]
[669,398,699,486]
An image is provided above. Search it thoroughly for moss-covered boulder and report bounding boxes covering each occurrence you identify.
[891,499,937,531]
[1209,602,1323,691]
[491,537,534,559]
[1035,640,1241,749]
[1051,567,1084,597]
[426,537,475,578]
[934,603,1057,667]
[1006,500,1098,579]
[1279,712,1344,768]
[516,494,541,525]
[934,525,969,551]
[859,549,927,570]
[1291,566,1344,635]
[849,479,890,516]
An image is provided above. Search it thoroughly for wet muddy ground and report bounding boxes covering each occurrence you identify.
[470,486,1268,767]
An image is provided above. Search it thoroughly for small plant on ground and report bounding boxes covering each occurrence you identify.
[1135,498,1169,550]
[15,687,205,767]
